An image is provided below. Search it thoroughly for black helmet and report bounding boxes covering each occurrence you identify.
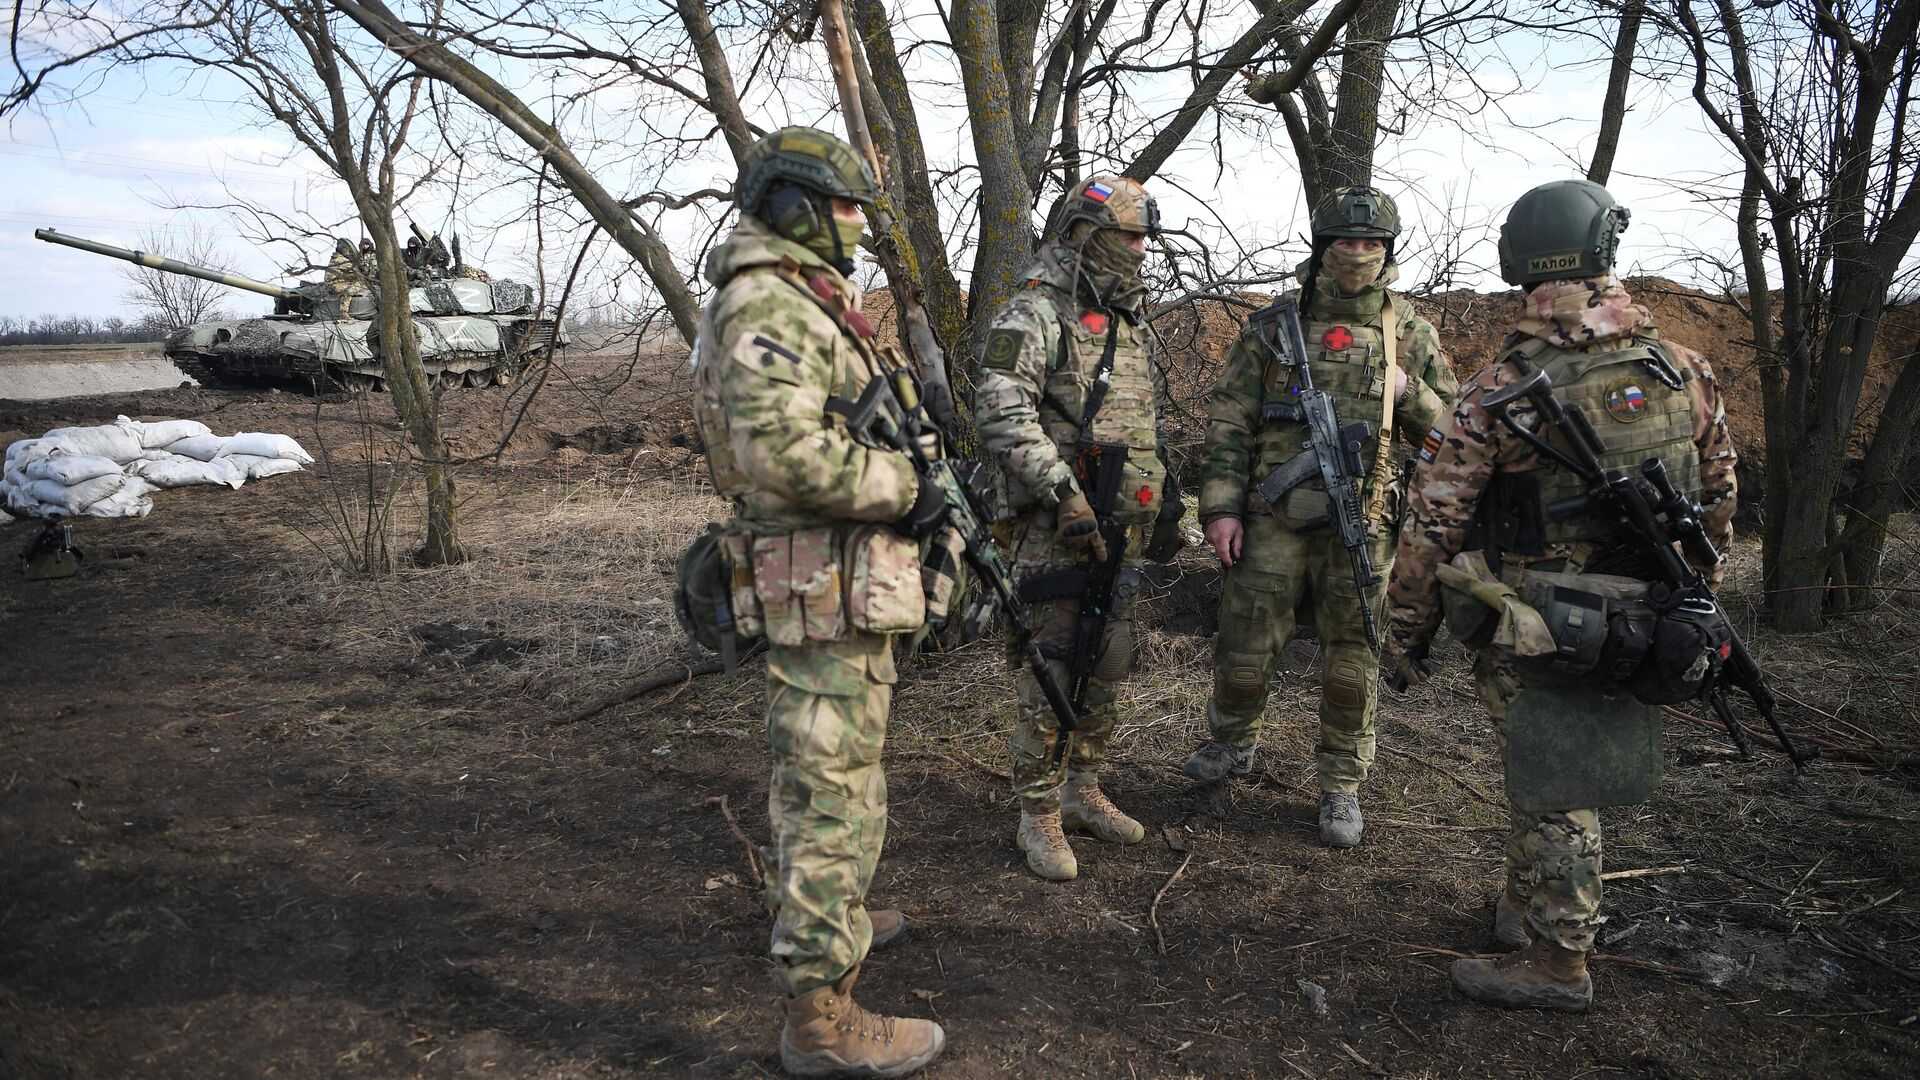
[1498,179,1632,286]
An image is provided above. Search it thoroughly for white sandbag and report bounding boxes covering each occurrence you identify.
[222,431,314,464]
[24,452,124,486]
[224,453,304,480]
[5,438,51,467]
[163,434,228,461]
[126,453,247,490]
[26,473,126,514]
[42,424,143,462]
[87,476,155,518]
[119,415,212,449]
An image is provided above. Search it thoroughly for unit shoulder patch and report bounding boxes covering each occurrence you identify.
[982,327,1027,371]
[1418,426,1446,464]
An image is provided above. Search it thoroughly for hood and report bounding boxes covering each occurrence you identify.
[704,215,843,291]
[1511,274,1652,350]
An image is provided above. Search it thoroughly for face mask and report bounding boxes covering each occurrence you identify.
[1323,244,1386,294]
[1076,227,1145,302]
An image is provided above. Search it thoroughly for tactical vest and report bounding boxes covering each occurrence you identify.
[692,261,890,506]
[1476,335,1702,560]
[1253,288,1395,525]
[1034,293,1165,526]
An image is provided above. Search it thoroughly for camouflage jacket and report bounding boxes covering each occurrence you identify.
[972,243,1169,526]
[1197,261,1456,525]
[1385,276,1738,656]
[691,216,916,534]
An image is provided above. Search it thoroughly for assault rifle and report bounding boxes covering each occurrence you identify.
[1059,440,1132,767]
[831,368,1081,754]
[1253,298,1381,651]
[1480,355,1811,771]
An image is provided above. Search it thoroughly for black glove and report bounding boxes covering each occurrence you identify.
[1385,640,1432,692]
[1145,470,1186,563]
[896,479,947,539]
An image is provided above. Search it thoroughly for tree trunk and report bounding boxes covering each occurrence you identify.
[1586,0,1643,185]
[951,0,1037,347]
[333,0,703,346]
[675,0,754,166]
[1320,0,1400,191]
[1833,335,1920,609]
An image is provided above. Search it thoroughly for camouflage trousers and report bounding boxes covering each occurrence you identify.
[1474,652,1604,953]
[764,630,897,995]
[1006,514,1145,802]
[1205,514,1392,793]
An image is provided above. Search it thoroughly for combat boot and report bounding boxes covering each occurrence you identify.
[1492,889,1531,951]
[1450,939,1593,1012]
[1062,774,1146,845]
[1016,799,1078,881]
[1182,740,1254,782]
[781,967,947,1077]
[869,909,907,950]
[1318,792,1364,848]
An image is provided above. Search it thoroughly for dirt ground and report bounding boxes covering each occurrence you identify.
[3,334,1919,1079]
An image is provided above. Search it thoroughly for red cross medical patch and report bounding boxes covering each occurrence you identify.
[1323,326,1354,351]
[1080,310,1109,334]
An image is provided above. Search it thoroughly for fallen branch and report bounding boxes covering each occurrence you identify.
[705,794,765,887]
[1601,865,1690,881]
[1150,851,1195,955]
[1378,745,1500,806]
[551,642,766,727]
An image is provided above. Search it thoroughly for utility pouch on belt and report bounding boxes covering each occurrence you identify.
[845,525,927,634]
[752,527,846,645]
[1505,684,1663,813]
[1438,553,1656,686]
[674,523,766,671]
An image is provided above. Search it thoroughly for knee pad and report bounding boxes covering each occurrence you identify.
[1093,619,1135,683]
[1215,651,1269,712]
[1324,655,1371,712]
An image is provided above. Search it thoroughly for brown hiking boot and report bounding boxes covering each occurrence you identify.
[1062,775,1146,845]
[781,967,946,1077]
[868,909,906,951]
[1492,889,1531,952]
[1451,939,1593,1012]
[1016,800,1079,881]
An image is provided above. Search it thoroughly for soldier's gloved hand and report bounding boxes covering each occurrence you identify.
[1385,640,1431,692]
[896,479,947,539]
[1055,490,1110,562]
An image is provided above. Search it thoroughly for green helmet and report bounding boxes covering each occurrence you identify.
[736,126,879,217]
[1312,186,1401,247]
[1498,179,1631,286]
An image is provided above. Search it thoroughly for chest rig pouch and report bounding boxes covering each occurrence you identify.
[1038,304,1164,527]
[1250,295,1389,530]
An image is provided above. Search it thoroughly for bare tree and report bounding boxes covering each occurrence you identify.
[1672,0,1920,628]
[1586,0,1644,184]
[120,224,235,330]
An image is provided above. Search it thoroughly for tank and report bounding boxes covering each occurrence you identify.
[34,226,565,391]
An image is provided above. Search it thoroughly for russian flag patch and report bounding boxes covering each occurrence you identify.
[1085,181,1114,203]
[1418,427,1445,464]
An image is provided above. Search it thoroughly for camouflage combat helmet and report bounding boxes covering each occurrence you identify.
[736,126,879,216]
[1048,175,1161,242]
[1498,179,1631,286]
[1312,186,1401,248]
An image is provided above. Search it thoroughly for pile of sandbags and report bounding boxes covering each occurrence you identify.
[1,415,314,520]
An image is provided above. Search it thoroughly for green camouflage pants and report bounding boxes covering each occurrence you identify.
[764,630,897,995]
[1205,513,1392,793]
[1475,652,1604,953]
[1006,515,1144,801]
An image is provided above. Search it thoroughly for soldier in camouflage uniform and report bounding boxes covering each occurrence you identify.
[690,127,946,1076]
[1384,180,1738,1011]
[973,176,1170,882]
[1184,187,1458,848]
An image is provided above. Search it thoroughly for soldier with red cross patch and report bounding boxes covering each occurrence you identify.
[1185,186,1458,848]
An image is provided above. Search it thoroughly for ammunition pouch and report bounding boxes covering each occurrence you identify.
[675,523,765,668]
[1438,553,1655,686]
[1627,585,1733,705]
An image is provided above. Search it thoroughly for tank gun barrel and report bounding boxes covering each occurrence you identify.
[34,228,297,300]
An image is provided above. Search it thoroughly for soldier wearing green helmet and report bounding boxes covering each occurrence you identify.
[688,125,946,1076]
[1384,178,1738,1012]
[1183,185,1457,848]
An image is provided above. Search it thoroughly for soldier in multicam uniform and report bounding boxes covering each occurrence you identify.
[1182,187,1458,848]
[1383,180,1738,1011]
[973,175,1171,882]
[689,126,946,1076]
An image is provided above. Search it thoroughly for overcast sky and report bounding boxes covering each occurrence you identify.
[0,3,1758,324]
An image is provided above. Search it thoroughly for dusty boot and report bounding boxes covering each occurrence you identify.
[1016,799,1079,881]
[1450,939,1593,1012]
[868,909,907,951]
[781,967,947,1077]
[1062,774,1146,845]
[1318,792,1364,848]
[1492,889,1531,952]
[1182,740,1254,782]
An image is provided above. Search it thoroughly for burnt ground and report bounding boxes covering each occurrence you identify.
[3,360,1920,1079]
